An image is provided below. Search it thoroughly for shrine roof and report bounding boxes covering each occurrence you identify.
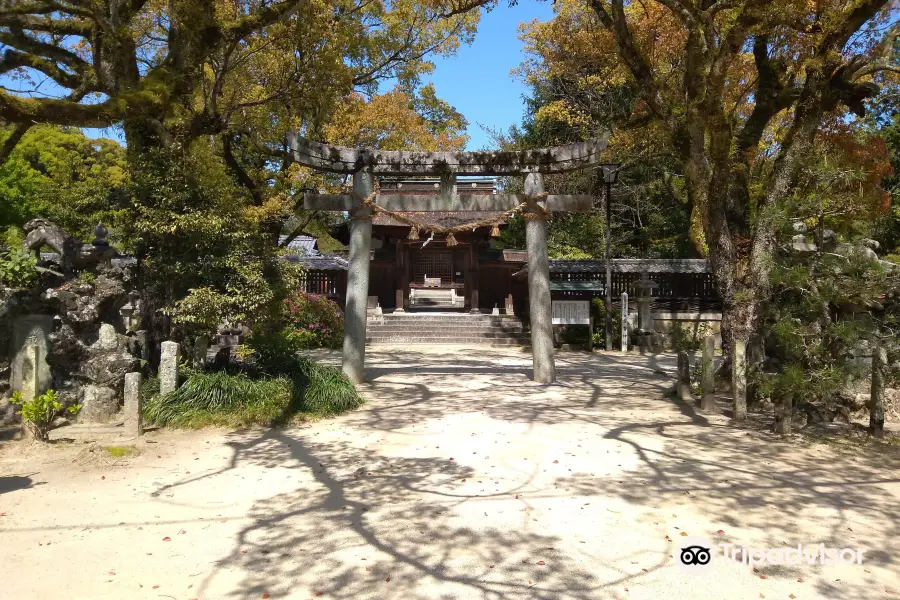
[372,211,509,229]
[281,253,349,271]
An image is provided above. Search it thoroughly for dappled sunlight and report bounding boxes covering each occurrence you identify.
[188,347,900,599]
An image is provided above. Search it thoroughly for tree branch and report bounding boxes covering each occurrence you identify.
[0,48,89,90]
[0,121,31,165]
[588,0,669,120]
[222,133,263,205]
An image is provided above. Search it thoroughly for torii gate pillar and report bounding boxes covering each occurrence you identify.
[342,170,374,384]
[524,173,556,384]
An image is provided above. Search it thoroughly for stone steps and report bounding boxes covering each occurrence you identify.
[378,315,518,322]
[368,321,525,333]
[367,336,528,346]
[366,313,528,345]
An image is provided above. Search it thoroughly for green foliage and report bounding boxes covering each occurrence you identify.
[145,330,362,428]
[0,125,127,236]
[761,232,900,407]
[1,226,23,248]
[281,291,344,349]
[590,297,622,349]
[670,323,709,354]
[298,361,362,415]
[121,144,302,337]
[143,357,362,428]
[0,246,38,289]
[10,390,80,442]
[143,371,293,427]
[102,445,140,458]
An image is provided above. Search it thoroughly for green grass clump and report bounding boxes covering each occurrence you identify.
[142,356,363,429]
[144,371,291,427]
[103,445,140,458]
[293,359,362,415]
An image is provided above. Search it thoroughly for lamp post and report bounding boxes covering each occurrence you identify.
[600,163,620,351]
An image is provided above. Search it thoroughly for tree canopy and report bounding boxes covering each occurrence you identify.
[0,0,494,158]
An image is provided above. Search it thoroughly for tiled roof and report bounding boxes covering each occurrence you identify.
[550,259,711,274]
[278,235,318,253]
[282,254,349,271]
[372,211,508,228]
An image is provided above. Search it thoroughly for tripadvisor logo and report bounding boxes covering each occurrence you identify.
[678,536,866,574]
[677,537,715,574]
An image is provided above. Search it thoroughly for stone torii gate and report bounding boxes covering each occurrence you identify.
[290,133,610,385]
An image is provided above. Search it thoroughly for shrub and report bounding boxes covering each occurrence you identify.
[282,291,344,349]
[143,339,363,428]
[0,246,38,289]
[295,360,362,415]
[10,389,80,441]
[671,322,709,354]
[591,297,622,348]
[143,371,293,427]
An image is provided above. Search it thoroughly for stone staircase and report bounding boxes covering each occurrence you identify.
[366,313,528,345]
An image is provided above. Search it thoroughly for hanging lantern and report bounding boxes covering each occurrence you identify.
[490,223,501,237]
[408,226,419,240]
[446,232,458,247]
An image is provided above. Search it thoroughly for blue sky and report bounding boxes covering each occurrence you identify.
[426,0,555,150]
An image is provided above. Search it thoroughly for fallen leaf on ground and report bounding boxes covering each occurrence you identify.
[679,532,688,537]
[262,594,270,599]
[717,530,725,534]
[536,561,545,565]
[162,537,171,542]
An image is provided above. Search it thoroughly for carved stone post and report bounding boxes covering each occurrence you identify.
[700,334,716,411]
[732,339,747,421]
[620,292,629,352]
[676,351,692,401]
[524,172,556,384]
[124,372,143,437]
[870,344,887,437]
[160,341,180,396]
[342,170,374,384]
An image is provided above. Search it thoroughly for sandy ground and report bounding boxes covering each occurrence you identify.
[1,346,899,600]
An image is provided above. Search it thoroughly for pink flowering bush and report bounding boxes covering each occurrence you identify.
[282,291,344,349]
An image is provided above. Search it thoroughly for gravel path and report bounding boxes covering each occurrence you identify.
[1,346,898,600]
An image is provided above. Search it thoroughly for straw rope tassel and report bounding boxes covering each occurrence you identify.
[446,232,458,246]
[408,226,419,240]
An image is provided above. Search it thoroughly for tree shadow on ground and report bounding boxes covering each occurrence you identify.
[0,474,38,494]
[191,429,663,600]
[175,347,899,599]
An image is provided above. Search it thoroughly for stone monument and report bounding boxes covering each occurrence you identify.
[631,272,660,349]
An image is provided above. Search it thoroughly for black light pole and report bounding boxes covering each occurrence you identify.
[601,164,620,351]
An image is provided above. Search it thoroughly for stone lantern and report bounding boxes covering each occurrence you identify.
[631,271,658,348]
[119,290,142,332]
